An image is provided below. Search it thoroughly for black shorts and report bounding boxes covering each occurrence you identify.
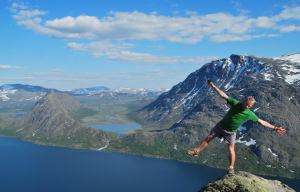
[210,123,236,144]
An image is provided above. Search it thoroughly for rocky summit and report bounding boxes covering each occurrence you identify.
[200,171,295,192]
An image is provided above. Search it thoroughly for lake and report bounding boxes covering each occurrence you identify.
[89,122,141,134]
[0,137,299,192]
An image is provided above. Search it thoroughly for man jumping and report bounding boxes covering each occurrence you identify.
[188,80,286,175]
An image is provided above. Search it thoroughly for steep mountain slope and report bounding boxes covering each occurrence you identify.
[137,55,265,128]
[14,91,81,136]
[133,54,300,176]
[138,54,300,129]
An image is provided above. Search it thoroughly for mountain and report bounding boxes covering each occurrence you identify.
[12,91,114,147]
[0,83,165,102]
[113,87,167,98]
[70,86,166,97]
[137,54,266,128]
[275,53,300,85]
[133,54,300,177]
[276,53,300,64]
[0,83,59,93]
[0,84,59,102]
[70,86,110,95]
[14,91,80,136]
[200,171,295,192]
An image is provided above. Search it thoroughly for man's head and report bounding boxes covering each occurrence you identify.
[243,96,256,109]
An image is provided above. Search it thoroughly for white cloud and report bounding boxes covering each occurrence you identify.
[67,41,217,64]
[0,64,20,69]
[278,25,300,33]
[11,3,300,43]
[9,2,300,63]
[274,6,300,20]
[254,16,277,28]
[210,33,279,42]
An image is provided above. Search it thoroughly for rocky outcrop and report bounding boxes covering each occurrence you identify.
[200,171,295,192]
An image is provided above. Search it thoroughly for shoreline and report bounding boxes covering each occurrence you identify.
[0,134,299,182]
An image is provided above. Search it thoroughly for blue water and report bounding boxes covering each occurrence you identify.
[0,137,299,192]
[90,122,141,134]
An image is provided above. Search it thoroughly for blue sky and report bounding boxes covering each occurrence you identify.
[1,0,300,90]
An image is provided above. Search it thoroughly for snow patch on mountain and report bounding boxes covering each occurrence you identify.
[71,86,110,95]
[0,89,17,101]
[25,96,43,101]
[267,148,278,157]
[280,62,300,84]
[236,136,256,146]
[114,87,147,94]
[277,53,300,64]
[174,78,204,109]
[274,53,300,84]
[263,72,274,81]
[221,56,264,90]
[113,87,167,96]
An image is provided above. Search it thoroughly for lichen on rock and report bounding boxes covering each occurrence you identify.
[200,171,295,192]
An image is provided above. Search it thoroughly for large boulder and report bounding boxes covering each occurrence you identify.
[200,171,295,192]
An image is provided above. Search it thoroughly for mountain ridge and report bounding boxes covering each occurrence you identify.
[132,53,300,177]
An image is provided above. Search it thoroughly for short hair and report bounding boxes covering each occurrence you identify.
[245,96,256,105]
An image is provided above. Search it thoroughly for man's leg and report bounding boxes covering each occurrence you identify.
[188,132,217,156]
[228,144,236,174]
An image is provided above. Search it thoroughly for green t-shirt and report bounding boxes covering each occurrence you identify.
[220,96,259,132]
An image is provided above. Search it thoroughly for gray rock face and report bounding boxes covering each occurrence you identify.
[14,91,81,137]
[200,171,295,192]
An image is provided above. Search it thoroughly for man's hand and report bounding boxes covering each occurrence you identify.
[258,119,287,135]
[207,79,214,87]
[274,126,287,135]
[207,79,228,99]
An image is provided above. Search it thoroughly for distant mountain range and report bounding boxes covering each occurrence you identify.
[70,86,110,95]
[0,84,167,102]
[0,84,59,93]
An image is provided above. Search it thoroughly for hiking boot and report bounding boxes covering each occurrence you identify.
[187,148,199,157]
[228,167,235,176]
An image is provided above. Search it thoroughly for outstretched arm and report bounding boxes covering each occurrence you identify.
[257,119,287,135]
[207,80,228,100]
